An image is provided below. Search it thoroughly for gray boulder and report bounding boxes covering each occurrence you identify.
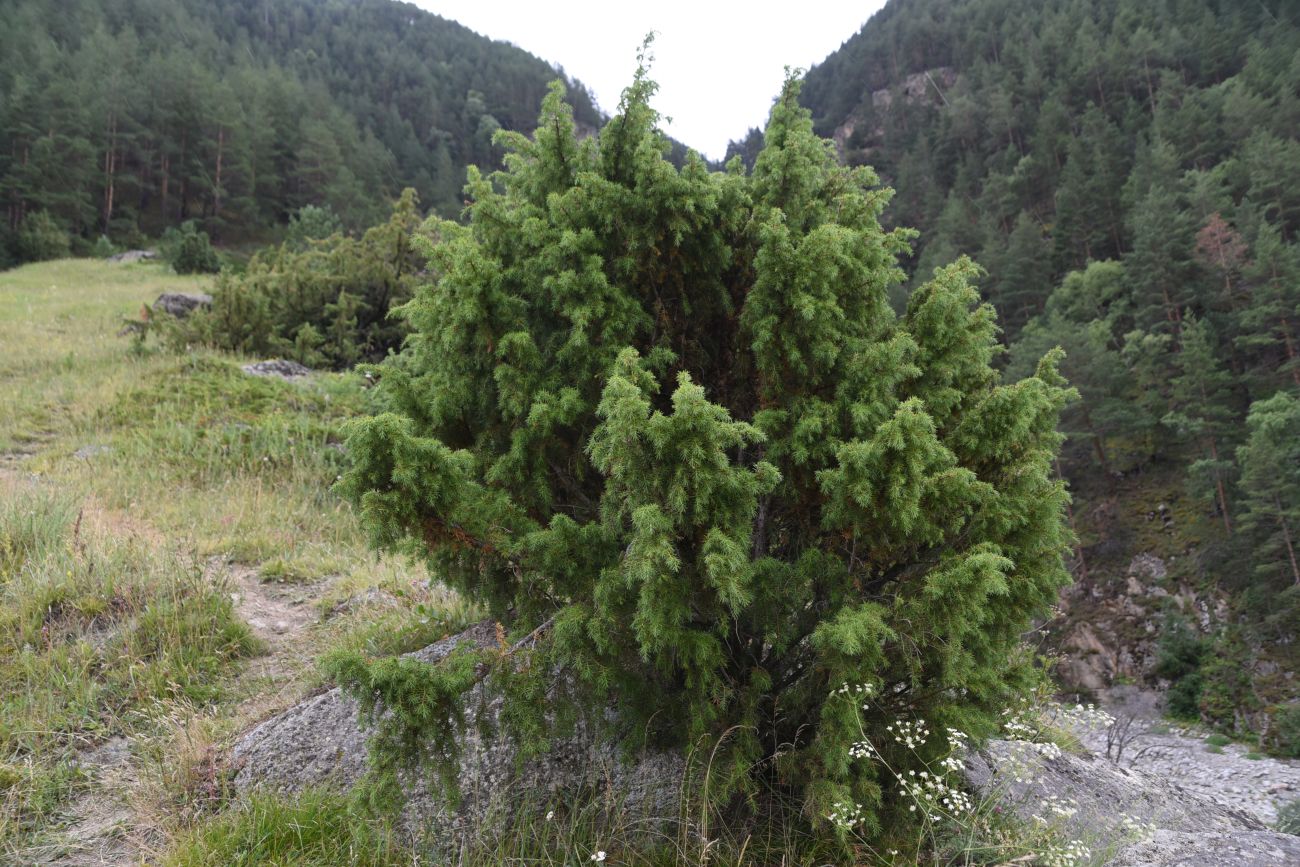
[964,739,1300,865]
[230,622,683,840]
[241,359,312,379]
[108,249,158,264]
[152,292,212,318]
[234,623,1300,861]
[1107,829,1300,866]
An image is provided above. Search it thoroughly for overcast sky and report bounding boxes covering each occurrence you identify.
[410,1,888,160]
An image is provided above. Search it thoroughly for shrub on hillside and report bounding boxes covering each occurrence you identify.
[1155,614,1206,719]
[330,64,1073,851]
[161,221,222,274]
[1279,798,1300,835]
[1267,705,1300,759]
[179,190,422,368]
[14,211,71,263]
[92,234,118,258]
[286,204,344,247]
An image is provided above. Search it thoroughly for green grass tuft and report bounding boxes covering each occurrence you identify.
[161,790,414,867]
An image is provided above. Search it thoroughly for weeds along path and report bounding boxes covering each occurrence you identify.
[0,467,328,866]
[1,260,449,864]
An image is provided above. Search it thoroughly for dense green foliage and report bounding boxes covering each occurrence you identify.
[0,0,604,264]
[178,190,423,367]
[160,220,222,274]
[12,210,71,262]
[735,0,1300,734]
[334,65,1072,844]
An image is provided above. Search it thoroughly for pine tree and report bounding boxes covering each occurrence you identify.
[334,67,1073,845]
[989,210,1052,334]
[1163,315,1238,532]
[1237,393,1300,589]
[1010,260,1148,475]
[1236,217,1300,389]
[1125,138,1198,335]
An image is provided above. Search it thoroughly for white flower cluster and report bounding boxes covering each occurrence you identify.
[849,739,876,760]
[1050,701,1116,733]
[1041,839,1091,867]
[827,800,866,829]
[1033,739,1063,760]
[1119,812,1158,840]
[887,718,931,749]
[901,768,974,821]
[999,740,1047,784]
[1001,709,1063,760]
[1030,794,1079,824]
[831,681,875,710]
[940,728,969,771]
[1001,709,1039,741]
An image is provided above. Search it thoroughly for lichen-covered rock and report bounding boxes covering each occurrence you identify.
[108,249,158,264]
[240,359,311,379]
[963,739,1300,864]
[1106,828,1300,866]
[152,292,212,318]
[966,739,1258,836]
[230,622,683,841]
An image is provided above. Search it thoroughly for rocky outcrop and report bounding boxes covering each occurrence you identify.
[1072,688,1300,826]
[1052,551,1238,694]
[833,67,956,160]
[152,292,212,318]
[1107,829,1300,866]
[233,623,1299,860]
[869,66,955,111]
[241,359,311,379]
[230,622,683,840]
[108,249,157,264]
[964,739,1300,865]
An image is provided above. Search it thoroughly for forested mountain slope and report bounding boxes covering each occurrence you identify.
[729,0,1300,746]
[0,0,604,258]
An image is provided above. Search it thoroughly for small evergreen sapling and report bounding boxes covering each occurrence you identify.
[335,64,1074,843]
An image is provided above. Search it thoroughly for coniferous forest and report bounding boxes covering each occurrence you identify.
[0,0,603,256]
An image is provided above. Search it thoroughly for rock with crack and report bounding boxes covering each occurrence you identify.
[152,291,213,318]
[230,622,683,842]
[963,740,1300,865]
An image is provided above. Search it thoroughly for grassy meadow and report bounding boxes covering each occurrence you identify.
[0,259,466,864]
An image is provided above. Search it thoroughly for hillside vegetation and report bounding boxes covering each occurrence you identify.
[724,0,1300,742]
[0,259,471,861]
[0,0,603,261]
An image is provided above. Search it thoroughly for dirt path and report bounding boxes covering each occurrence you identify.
[223,562,323,718]
[2,460,327,866]
[27,740,139,867]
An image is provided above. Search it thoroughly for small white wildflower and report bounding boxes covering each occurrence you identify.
[591,852,606,863]
[545,810,554,821]
[827,800,866,829]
